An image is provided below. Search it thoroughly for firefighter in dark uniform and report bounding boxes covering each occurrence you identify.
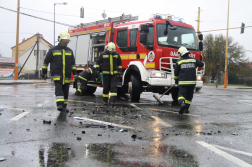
[96,42,122,106]
[42,31,77,112]
[174,46,204,114]
[75,66,99,95]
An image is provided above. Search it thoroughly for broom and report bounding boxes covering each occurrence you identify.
[153,84,176,105]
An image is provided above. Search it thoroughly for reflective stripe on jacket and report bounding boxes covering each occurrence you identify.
[43,44,76,84]
[174,55,204,86]
[78,67,96,81]
[96,50,122,75]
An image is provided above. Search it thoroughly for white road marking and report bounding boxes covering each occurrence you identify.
[129,104,142,110]
[153,109,200,117]
[238,100,252,105]
[10,111,30,121]
[0,94,20,97]
[0,106,31,121]
[2,87,11,90]
[67,100,94,104]
[0,106,25,111]
[151,116,172,127]
[37,101,49,107]
[73,117,136,130]
[196,141,252,167]
[212,144,252,157]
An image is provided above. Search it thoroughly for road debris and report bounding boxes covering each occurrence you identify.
[120,129,128,132]
[43,120,51,124]
[108,125,114,129]
[131,134,137,141]
[0,157,6,161]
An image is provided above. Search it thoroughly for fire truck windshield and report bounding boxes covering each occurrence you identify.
[157,24,198,50]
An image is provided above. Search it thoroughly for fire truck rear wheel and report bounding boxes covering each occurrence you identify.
[129,73,141,102]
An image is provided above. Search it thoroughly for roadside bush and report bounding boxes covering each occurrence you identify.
[228,74,244,84]
[244,78,252,86]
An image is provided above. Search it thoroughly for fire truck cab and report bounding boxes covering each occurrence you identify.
[68,14,204,102]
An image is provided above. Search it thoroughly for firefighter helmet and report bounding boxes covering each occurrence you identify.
[178,46,190,57]
[107,42,116,52]
[58,31,71,42]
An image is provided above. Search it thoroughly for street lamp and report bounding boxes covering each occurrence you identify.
[54,2,67,46]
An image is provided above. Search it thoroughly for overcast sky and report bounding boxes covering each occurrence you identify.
[0,0,251,60]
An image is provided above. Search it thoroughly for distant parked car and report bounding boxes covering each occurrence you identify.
[209,79,217,83]
[18,73,36,79]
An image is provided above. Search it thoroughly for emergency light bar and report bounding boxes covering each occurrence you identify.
[151,14,185,23]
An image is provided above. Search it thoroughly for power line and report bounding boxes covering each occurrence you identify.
[0,32,34,34]
[202,9,252,20]
[20,7,98,20]
[20,6,197,19]
[0,6,76,28]
[0,42,11,48]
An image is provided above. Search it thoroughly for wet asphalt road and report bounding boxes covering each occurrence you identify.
[0,82,252,167]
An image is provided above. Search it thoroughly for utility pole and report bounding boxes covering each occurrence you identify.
[36,33,39,79]
[224,0,230,88]
[196,7,200,42]
[14,0,20,80]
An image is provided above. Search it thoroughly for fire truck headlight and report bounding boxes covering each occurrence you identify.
[197,75,202,81]
[151,72,166,78]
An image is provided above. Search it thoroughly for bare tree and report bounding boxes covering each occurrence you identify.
[203,34,248,84]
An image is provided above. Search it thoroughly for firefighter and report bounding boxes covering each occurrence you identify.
[42,31,77,112]
[75,66,99,96]
[96,42,122,106]
[174,46,204,114]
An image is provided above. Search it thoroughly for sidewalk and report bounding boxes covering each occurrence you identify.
[204,83,252,89]
[0,79,51,85]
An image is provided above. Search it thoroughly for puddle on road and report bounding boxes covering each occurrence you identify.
[39,143,75,167]
[38,142,198,167]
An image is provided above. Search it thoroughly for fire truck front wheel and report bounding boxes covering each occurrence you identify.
[128,73,141,102]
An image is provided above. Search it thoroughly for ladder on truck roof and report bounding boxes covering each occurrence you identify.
[76,14,138,28]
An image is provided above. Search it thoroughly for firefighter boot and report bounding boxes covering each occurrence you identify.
[179,101,186,115]
[75,89,82,96]
[103,102,108,106]
[57,104,64,112]
[63,104,69,113]
[184,104,190,113]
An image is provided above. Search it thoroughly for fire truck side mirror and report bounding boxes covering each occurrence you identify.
[140,33,147,44]
[199,42,203,51]
[198,33,203,40]
[140,25,149,33]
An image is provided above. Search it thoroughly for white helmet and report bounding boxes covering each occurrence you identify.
[177,46,190,57]
[58,31,71,42]
[107,42,116,52]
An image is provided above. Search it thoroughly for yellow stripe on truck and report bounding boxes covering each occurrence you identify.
[128,54,136,59]
[120,55,128,60]
[140,54,146,59]
[145,63,155,68]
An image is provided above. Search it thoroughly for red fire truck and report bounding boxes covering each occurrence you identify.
[68,14,204,102]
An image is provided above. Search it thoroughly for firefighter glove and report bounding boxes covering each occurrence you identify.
[175,79,178,84]
[73,75,78,82]
[95,70,100,78]
[95,75,101,82]
[41,70,47,80]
